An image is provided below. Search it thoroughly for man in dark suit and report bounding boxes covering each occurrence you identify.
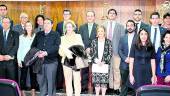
[31,18,60,96]
[133,9,148,33]
[147,12,167,52]
[0,17,19,81]
[56,9,78,36]
[79,10,97,93]
[119,20,136,96]
[12,12,28,35]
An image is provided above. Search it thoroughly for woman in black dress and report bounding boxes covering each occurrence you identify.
[129,29,157,90]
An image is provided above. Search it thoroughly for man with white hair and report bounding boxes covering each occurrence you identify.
[13,12,29,35]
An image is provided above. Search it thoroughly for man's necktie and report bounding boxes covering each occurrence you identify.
[153,28,157,46]
[108,21,113,41]
[136,23,139,33]
[3,31,7,47]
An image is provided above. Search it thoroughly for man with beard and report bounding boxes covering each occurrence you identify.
[133,9,148,33]
[118,20,137,96]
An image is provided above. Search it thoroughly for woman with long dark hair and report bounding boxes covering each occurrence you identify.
[34,14,45,33]
[128,29,157,90]
[156,31,170,86]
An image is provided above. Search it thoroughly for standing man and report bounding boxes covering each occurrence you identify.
[147,12,167,52]
[119,20,136,96]
[103,8,125,95]
[79,10,98,93]
[133,9,148,33]
[31,18,60,96]
[56,9,78,36]
[0,4,13,30]
[0,17,19,81]
[13,12,29,35]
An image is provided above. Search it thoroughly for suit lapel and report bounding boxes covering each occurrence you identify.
[85,23,90,39]
[112,23,118,41]
[6,30,12,48]
[90,23,96,39]
[125,34,128,51]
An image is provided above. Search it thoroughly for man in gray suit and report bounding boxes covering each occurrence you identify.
[13,12,28,35]
[79,10,98,93]
[103,8,125,95]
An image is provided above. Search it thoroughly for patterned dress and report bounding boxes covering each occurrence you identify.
[90,38,112,85]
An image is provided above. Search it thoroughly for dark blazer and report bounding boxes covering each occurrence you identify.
[140,22,149,30]
[90,38,112,64]
[12,24,25,35]
[146,25,167,36]
[118,33,137,70]
[31,30,61,64]
[79,23,98,49]
[0,29,19,57]
[56,21,78,36]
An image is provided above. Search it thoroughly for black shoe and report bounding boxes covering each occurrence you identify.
[114,89,120,95]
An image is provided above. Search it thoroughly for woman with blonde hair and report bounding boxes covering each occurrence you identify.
[90,25,112,96]
[59,20,84,96]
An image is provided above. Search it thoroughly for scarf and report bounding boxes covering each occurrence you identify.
[160,44,170,73]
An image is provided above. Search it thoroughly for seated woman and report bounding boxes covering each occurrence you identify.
[90,25,112,96]
[156,30,170,86]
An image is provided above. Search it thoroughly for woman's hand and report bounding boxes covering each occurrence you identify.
[129,75,135,85]
[18,63,23,68]
[165,75,170,83]
[151,75,157,84]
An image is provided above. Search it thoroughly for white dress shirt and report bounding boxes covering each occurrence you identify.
[128,32,135,56]
[107,20,116,38]
[150,25,160,52]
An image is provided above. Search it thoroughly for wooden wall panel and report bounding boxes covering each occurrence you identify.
[0,0,166,30]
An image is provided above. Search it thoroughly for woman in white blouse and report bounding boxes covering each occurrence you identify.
[90,25,112,96]
[59,20,84,96]
[17,21,36,96]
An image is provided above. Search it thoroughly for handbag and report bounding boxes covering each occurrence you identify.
[75,57,89,69]
[92,63,109,73]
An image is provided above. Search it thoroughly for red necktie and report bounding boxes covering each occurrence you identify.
[108,21,113,41]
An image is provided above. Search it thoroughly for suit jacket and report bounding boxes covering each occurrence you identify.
[139,22,149,30]
[0,29,19,57]
[79,23,97,49]
[12,24,24,35]
[90,38,112,64]
[31,30,61,64]
[146,25,166,36]
[56,21,78,36]
[103,21,125,56]
[118,33,137,70]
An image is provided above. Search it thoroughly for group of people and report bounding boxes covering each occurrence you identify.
[0,3,170,96]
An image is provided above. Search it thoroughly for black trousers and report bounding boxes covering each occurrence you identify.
[81,67,89,92]
[0,60,16,81]
[120,69,129,96]
[20,62,37,90]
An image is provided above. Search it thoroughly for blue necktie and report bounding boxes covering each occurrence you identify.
[153,28,157,46]
[3,31,7,47]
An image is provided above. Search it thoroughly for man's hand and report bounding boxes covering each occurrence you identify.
[4,55,13,61]
[38,51,47,58]
[0,55,4,61]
